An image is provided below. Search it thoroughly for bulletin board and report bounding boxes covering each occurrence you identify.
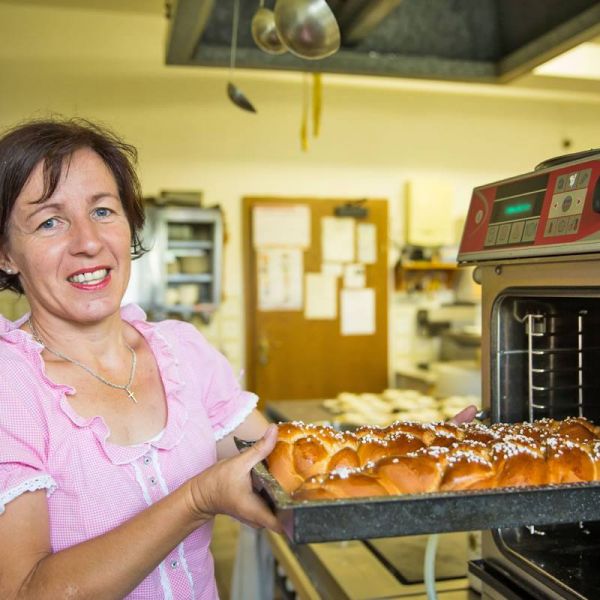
[243,196,389,404]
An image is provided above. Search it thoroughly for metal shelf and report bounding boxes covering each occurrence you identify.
[167,240,213,250]
[167,274,213,284]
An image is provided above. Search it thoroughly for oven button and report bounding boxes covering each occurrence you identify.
[544,218,557,237]
[509,221,525,244]
[577,169,591,189]
[522,219,538,242]
[567,173,578,190]
[556,217,568,234]
[561,195,573,212]
[475,209,484,224]
[566,215,581,234]
[496,223,511,245]
[484,224,498,246]
[555,175,566,193]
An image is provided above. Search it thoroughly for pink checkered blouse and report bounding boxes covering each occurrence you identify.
[0,304,258,599]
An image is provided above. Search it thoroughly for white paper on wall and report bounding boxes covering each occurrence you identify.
[253,205,311,248]
[305,273,337,319]
[357,222,377,264]
[257,248,303,311]
[405,180,455,246]
[321,217,355,263]
[341,288,376,335]
[322,262,344,278]
[343,263,366,289]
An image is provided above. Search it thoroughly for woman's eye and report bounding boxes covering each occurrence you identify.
[94,207,113,218]
[38,218,57,230]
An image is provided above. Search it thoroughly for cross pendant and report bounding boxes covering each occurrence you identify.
[127,389,138,403]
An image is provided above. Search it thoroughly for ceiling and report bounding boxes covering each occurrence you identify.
[167,0,600,83]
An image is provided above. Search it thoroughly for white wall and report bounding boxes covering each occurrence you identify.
[1,2,600,376]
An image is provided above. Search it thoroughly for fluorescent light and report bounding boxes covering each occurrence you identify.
[534,42,600,80]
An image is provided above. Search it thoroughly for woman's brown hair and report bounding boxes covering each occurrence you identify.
[0,117,147,294]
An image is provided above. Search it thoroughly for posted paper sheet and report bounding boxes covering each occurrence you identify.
[341,288,375,335]
[253,205,311,248]
[322,262,344,278]
[257,248,303,311]
[343,263,366,289]
[305,273,337,319]
[357,222,377,264]
[322,217,355,263]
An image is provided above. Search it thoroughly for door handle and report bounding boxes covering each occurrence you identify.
[258,336,270,366]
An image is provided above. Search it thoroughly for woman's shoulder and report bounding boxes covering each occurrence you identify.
[0,314,37,366]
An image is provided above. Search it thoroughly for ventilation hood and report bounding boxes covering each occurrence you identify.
[166,0,600,83]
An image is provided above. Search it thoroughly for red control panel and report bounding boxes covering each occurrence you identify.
[458,153,600,263]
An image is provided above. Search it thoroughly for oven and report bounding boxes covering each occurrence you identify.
[458,148,600,599]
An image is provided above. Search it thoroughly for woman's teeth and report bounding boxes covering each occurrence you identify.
[68,268,109,284]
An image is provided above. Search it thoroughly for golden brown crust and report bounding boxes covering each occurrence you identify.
[266,417,600,499]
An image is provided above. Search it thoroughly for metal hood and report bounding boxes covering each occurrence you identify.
[166,0,600,83]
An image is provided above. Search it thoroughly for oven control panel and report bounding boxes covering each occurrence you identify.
[458,151,600,262]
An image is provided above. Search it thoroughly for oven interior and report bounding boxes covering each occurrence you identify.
[490,290,600,598]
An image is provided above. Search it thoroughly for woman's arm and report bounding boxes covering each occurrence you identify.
[216,408,272,460]
[0,425,280,600]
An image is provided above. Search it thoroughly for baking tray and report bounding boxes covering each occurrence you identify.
[236,438,600,545]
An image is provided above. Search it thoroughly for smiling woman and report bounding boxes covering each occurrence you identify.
[0,118,280,600]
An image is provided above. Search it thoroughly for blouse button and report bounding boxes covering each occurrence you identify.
[143,456,151,465]
[170,560,179,569]
[149,477,157,486]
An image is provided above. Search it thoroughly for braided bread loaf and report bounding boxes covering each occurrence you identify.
[265,418,600,500]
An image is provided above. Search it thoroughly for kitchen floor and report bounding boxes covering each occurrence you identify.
[211,515,240,599]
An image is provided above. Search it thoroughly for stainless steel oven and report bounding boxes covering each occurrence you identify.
[458,148,600,599]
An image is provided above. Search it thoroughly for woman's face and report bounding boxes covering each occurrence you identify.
[1,147,132,324]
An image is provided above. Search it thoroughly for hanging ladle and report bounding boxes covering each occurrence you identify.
[274,0,340,60]
[227,0,257,113]
[251,0,287,55]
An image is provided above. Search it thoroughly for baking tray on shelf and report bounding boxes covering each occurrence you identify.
[235,438,600,545]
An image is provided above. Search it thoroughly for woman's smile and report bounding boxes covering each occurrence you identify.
[67,266,112,289]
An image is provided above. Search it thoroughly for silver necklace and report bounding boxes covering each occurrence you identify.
[28,317,138,404]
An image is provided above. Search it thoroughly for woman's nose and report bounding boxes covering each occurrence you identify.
[68,218,103,255]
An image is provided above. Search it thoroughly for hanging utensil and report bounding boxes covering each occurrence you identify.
[300,72,309,152]
[227,0,257,113]
[312,72,322,137]
[274,0,341,60]
[252,0,287,55]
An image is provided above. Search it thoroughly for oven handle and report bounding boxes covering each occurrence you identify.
[468,560,539,600]
[593,174,600,213]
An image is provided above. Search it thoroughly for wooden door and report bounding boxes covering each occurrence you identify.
[243,197,388,405]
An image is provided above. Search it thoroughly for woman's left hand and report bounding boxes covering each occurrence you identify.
[449,404,479,425]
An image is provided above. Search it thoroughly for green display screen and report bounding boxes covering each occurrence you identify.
[505,202,533,216]
[491,191,545,224]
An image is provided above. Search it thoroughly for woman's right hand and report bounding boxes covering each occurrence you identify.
[186,423,283,532]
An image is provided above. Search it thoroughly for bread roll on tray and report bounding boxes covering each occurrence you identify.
[265,418,600,500]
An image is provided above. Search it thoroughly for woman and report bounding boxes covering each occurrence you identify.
[0,118,280,599]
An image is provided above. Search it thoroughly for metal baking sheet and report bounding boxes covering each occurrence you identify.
[235,438,600,545]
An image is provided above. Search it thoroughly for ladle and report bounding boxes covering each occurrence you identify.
[252,0,287,55]
[274,0,340,60]
[227,0,257,113]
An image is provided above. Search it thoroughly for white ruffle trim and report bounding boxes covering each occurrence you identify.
[213,392,259,441]
[0,475,58,515]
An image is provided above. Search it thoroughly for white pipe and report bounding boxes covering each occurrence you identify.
[424,533,439,600]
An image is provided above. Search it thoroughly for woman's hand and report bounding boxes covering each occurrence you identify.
[449,404,479,425]
[187,424,282,532]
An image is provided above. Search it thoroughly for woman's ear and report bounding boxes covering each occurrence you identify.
[0,248,18,275]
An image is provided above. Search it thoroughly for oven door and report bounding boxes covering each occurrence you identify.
[478,288,600,599]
